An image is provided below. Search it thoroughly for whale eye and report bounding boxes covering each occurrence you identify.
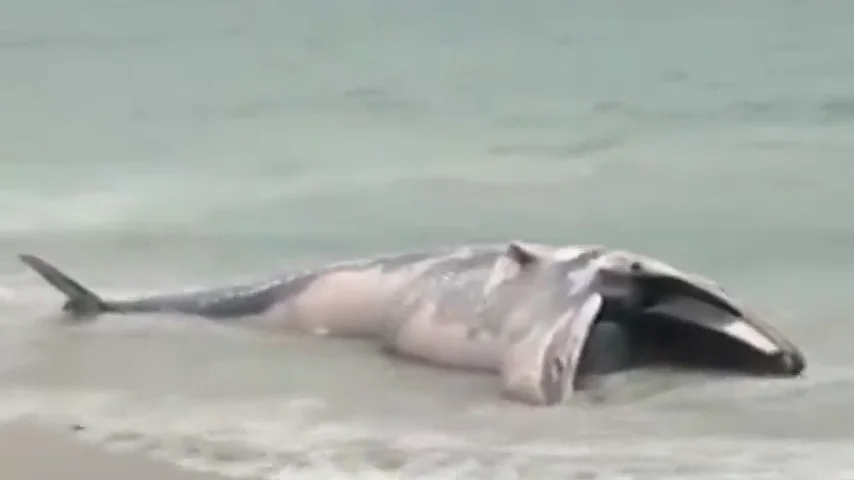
[629,261,643,273]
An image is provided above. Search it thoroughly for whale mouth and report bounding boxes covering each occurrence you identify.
[624,309,804,377]
[585,272,806,380]
[631,277,805,378]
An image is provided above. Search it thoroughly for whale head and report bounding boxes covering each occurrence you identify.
[589,250,806,379]
[492,242,806,406]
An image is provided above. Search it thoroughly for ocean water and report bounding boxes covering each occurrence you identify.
[2,0,854,478]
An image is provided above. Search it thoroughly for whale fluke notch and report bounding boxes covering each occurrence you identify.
[19,254,114,318]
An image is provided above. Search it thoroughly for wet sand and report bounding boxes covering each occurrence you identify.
[0,422,229,480]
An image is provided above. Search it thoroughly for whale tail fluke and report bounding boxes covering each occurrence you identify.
[19,254,114,318]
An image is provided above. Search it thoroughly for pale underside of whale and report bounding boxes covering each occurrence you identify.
[17,241,807,406]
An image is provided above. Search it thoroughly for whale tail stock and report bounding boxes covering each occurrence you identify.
[18,254,114,318]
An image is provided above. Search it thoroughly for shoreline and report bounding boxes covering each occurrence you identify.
[0,421,232,480]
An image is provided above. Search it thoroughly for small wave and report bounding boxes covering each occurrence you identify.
[1,387,853,479]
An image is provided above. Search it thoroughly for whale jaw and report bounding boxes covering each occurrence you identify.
[620,308,805,379]
[631,277,805,378]
[585,252,807,381]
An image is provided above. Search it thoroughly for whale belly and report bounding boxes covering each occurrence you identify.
[380,270,504,371]
[384,297,503,371]
[262,268,418,337]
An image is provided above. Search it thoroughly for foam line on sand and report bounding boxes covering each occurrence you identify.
[0,421,230,480]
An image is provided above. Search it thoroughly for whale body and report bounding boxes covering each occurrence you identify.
[19,241,806,406]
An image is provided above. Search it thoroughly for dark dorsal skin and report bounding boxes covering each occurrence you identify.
[19,246,506,322]
[126,248,503,321]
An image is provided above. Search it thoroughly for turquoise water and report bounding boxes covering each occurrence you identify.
[2,0,854,478]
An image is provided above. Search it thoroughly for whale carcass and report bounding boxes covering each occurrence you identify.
[19,241,806,406]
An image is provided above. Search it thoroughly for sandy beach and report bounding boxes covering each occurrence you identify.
[0,422,229,480]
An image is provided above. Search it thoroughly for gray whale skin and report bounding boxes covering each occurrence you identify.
[19,241,806,406]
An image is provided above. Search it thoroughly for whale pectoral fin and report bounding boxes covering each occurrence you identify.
[19,254,113,318]
[500,293,604,406]
[553,293,605,400]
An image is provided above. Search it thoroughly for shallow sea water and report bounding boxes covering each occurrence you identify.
[1,0,854,478]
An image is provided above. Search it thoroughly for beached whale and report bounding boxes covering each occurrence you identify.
[19,241,805,406]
